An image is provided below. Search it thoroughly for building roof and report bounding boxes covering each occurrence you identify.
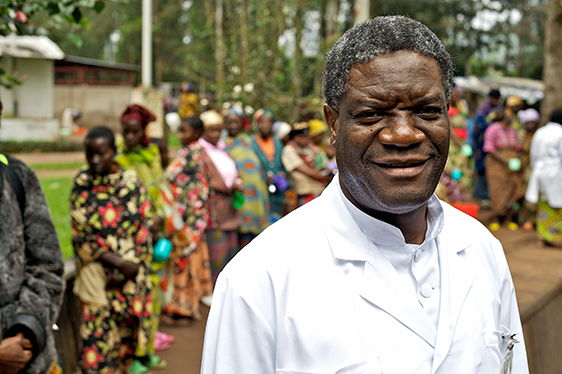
[58,55,139,72]
[0,35,64,60]
[455,76,544,105]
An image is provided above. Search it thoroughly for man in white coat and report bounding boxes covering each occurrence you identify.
[201,16,529,374]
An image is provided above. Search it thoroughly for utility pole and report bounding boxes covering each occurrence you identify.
[142,0,152,87]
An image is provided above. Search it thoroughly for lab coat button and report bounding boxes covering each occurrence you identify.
[420,283,433,298]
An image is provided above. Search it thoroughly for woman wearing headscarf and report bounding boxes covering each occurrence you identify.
[525,107,562,247]
[222,105,270,246]
[161,116,212,323]
[115,104,168,367]
[483,109,525,231]
[250,109,286,222]
[505,95,524,139]
[198,110,241,285]
[517,108,541,230]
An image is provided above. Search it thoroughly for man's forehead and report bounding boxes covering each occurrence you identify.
[342,51,446,102]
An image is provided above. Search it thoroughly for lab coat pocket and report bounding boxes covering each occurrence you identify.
[479,329,503,371]
[276,357,383,374]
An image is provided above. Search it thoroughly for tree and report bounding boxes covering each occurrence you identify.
[540,0,562,123]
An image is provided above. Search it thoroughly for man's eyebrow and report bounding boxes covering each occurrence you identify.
[414,96,445,105]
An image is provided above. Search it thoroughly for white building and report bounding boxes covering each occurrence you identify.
[0,35,64,141]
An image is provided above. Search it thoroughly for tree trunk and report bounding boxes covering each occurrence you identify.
[353,0,370,25]
[215,0,225,102]
[326,0,338,40]
[153,0,162,85]
[240,0,249,85]
[540,0,562,125]
[292,3,303,100]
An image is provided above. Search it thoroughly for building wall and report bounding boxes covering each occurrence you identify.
[54,84,133,131]
[0,57,54,118]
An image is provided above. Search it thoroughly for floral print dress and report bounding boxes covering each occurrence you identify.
[162,143,213,319]
[71,164,153,374]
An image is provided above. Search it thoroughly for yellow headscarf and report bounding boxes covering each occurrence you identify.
[308,119,328,138]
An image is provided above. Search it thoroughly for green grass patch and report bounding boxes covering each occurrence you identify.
[1,141,83,154]
[30,162,86,170]
[40,177,74,260]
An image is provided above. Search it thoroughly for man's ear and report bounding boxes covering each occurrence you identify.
[323,104,339,147]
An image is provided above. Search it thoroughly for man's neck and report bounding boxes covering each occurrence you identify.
[341,185,428,245]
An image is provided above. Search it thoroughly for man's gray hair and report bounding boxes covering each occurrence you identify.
[323,15,455,111]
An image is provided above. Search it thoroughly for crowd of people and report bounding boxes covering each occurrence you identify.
[3,16,562,374]
[67,84,562,373]
[436,87,562,248]
[68,101,340,374]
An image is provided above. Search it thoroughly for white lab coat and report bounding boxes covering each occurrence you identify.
[201,179,529,374]
[525,122,562,208]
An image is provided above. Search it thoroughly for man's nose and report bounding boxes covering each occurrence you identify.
[379,114,425,147]
[92,154,101,164]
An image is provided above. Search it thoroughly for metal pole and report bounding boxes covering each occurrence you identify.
[142,0,152,87]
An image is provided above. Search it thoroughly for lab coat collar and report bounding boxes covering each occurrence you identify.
[319,177,476,356]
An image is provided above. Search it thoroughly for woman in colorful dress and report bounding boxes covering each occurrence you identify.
[525,107,562,247]
[223,106,270,246]
[281,121,332,210]
[250,109,287,221]
[115,105,168,366]
[71,127,153,374]
[199,110,241,285]
[483,110,525,231]
[161,116,212,323]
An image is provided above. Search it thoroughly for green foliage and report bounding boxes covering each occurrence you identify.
[0,140,84,154]
[37,0,550,120]
[39,176,74,260]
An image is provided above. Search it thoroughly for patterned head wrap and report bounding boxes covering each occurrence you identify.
[121,104,156,128]
[254,108,274,123]
[200,110,224,128]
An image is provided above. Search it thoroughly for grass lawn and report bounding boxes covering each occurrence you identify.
[39,177,74,260]
[30,162,86,170]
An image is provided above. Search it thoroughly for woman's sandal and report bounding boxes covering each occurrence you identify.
[146,355,167,370]
[128,360,151,374]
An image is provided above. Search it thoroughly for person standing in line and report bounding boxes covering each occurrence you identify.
[161,116,213,324]
[0,96,64,374]
[71,127,153,374]
[517,108,541,230]
[115,105,168,369]
[223,106,270,247]
[525,107,562,247]
[201,16,528,374]
[198,110,241,286]
[250,109,287,222]
[471,89,502,202]
[483,110,525,231]
[281,121,332,209]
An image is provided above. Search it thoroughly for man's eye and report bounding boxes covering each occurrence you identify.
[417,107,442,117]
[355,111,383,120]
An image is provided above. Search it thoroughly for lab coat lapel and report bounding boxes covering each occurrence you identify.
[432,223,475,373]
[319,181,436,348]
[360,246,437,348]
